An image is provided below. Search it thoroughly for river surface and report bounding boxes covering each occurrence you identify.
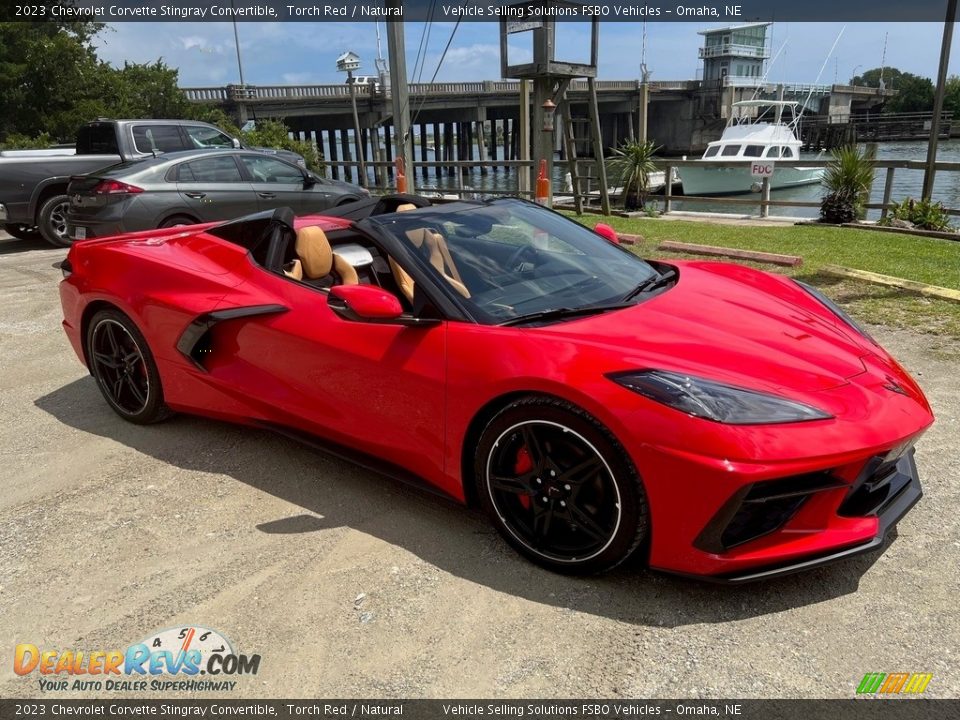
[348,139,960,220]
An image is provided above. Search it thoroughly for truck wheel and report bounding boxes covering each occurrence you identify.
[38,194,72,247]
[2,224,41,241]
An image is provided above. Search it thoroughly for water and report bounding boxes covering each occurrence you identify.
[344,138,960,219]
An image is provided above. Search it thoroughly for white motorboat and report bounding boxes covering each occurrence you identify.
[678,100,823,196]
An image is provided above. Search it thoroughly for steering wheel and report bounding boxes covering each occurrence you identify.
[506,244,539,272]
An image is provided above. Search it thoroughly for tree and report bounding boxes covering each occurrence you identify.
[885,74,935,113]
[943,75,960,118]
[849,66,935,114]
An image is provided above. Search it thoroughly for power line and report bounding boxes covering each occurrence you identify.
[410,19,461,129]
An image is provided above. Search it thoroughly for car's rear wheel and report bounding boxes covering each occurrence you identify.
[85,309,172,425]
[2,223,40,241]
[37,194,72,247]
[159,215,197,229]
[474,397,649,574]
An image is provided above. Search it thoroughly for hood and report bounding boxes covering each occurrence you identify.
[535,261,873,394]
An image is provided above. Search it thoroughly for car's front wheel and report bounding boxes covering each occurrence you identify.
[474,397,649,574]
[85,309,172,424]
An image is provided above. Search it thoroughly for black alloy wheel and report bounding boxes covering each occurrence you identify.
[86,309,172,424]
[475,398,648,574]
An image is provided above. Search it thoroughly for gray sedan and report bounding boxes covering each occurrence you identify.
[66,149,368,241]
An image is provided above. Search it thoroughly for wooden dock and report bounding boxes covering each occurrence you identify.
[801,111,952,150]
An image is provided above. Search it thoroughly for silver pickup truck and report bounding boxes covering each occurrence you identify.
[0,119,304,247]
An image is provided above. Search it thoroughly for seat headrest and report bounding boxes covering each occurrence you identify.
[396,203,418,212]
[296,226,333,279]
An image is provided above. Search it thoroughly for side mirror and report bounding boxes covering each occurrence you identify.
[594,223,620,245]
[303,172,317,188]
[328,285,404,322]
[328,285,441,326]
[231,137,242,149]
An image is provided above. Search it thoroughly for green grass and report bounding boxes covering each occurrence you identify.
[565,213,960,343]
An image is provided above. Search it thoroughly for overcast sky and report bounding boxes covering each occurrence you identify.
[92,22,948,88]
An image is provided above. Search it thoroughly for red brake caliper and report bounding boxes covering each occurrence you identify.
[514,446,534,509]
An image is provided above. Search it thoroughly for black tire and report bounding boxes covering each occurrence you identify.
[85,308,173,425]
[159,215,197,229]
[3,223,41,241]
[37,194,72,247]
[474,397,649,574]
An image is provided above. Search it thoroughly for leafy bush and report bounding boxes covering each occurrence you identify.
[820,191,859,225]
[820,144,876,223]
[881,198,953,232]
[609,139,660,210]
[187,107,324,174]
[0,132,53,150]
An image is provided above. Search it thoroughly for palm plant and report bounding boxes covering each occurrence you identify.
[820,144,876,223]
[609,139,660,210]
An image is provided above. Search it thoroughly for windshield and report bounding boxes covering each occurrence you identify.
[371,199,660,324]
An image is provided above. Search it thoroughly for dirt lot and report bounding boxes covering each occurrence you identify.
[0,232,957,699]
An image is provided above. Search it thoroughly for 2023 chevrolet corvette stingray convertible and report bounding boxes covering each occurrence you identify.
[58,195,934,581]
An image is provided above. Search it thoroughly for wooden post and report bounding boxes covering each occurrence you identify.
[519,80,531,194]
[383,124,394,179]
[339,129,352,183]
[419,124,429,181]
[760,176,771,218]
[347,69,366,186]
[445,123,455,176]
[587,77,610,215]
[325,130,339,180]
[477,120,488,176]
[664,164,673,213]
[433,123,442,180]
[370,127,383,187]
[490,119,499,172]
[880,167,896,220]
[360,128,369,187]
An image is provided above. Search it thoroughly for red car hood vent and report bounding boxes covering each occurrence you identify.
[540,262,869,393]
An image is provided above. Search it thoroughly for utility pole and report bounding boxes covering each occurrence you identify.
[922,0,957,200]
[386,12,414,180]
[347,69,366,186]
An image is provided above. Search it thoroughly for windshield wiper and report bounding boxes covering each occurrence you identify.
[621,268,678,302]
[499,302,633,327]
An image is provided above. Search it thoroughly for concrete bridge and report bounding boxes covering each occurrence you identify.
[182,79,893,183]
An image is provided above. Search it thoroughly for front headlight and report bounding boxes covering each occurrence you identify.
[796,280,876,345]
[609,370,832,425]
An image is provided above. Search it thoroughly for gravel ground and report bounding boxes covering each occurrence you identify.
[0,232,957,699]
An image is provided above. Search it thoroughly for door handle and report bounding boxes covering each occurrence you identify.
[257,192,276,199]
[185,192,206,199]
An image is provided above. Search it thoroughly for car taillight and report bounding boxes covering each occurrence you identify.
[92,179,144,195]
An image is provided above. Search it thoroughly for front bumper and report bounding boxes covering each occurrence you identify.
[656,450,923,584]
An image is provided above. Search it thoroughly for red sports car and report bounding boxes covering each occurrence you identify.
[58,195,934,581]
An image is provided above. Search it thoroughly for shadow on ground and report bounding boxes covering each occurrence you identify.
[36,377,889,629]
[0,236,56,255]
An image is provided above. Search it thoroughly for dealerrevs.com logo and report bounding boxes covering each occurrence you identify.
[14,626,261,692]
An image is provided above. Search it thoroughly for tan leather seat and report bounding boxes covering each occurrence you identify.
[283,259,303,280]
[295,226,358,286]
[389,204,469,302]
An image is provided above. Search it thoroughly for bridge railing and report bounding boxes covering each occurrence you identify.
[180,79,692,104]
